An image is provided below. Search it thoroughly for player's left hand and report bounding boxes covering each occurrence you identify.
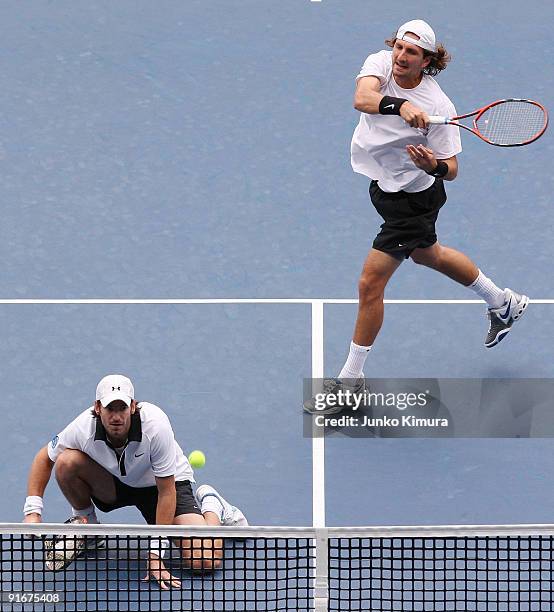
[143,553,182,589]
[406,144,438,173]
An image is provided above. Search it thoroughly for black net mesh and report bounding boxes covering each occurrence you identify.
[329,534,554,611]
[1,528,314,611]
[4,524,554,611]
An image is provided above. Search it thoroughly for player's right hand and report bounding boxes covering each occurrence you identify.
[400,101,429,129]
[23,513,42,524]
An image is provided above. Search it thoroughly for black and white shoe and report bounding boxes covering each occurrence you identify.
[485,289,529,348]
[303,377,366,415]
[44,517,105,571]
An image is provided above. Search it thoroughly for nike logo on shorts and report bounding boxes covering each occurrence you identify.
[135,453,145,458]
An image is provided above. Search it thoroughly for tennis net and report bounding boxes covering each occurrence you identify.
[2,523,554,611]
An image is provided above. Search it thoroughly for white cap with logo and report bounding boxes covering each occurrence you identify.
[96,374,134,408]
[396,19,436,53]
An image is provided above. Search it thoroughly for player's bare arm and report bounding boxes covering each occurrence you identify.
[354,76,429,128]
[146,475,180,589]
[155,475,177,525]
[353,76,383,113]
[406,145,458,180]
[23,446,54,523]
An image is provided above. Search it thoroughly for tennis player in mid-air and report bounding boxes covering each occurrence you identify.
[23,374,247,587]
[305,19,528,414]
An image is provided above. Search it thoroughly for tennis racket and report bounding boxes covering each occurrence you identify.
[428,99,548,147]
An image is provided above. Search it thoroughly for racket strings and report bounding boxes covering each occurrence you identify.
[475,100,546,145]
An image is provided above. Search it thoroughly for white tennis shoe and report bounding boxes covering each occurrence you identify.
[195,485,248,526]
[485,288,529,348]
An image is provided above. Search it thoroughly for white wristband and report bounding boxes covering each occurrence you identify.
[149,536,169,559]
[23,495,44,516]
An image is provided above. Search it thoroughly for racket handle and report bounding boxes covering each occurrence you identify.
[427,115,449,124]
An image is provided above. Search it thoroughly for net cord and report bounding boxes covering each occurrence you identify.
[4,522,554,538]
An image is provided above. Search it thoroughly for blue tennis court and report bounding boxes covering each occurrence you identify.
[1,0,553,551]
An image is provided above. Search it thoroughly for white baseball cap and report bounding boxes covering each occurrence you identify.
[396,19,436,53]
[96,374,134,408]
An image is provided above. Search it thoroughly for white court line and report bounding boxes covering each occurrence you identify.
[0,299,552,304]
[311,301,328,611]
[311,301,325,528]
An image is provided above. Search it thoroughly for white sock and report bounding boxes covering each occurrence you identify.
[72,504,99,524]
[468,270,506,309]
[338,341,371,378]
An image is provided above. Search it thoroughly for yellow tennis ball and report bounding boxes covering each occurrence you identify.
[188,450,206,468]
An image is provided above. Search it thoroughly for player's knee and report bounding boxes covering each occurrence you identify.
[179,538,223,572]
[358,274,385,303]
[190,557,223,571]
[182,552,223,572]
[55,449,86,479]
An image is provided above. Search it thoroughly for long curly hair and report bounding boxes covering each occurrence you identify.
[385,35,451,77]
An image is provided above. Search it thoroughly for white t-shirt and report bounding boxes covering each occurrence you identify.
[47,402,194,488]
[351,50,462,193]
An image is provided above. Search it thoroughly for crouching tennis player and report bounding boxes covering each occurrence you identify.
[22,374,247,588]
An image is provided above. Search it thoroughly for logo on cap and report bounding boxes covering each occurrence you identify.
[96,374,135,407]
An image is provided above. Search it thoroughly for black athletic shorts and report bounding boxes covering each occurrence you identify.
[370,178,447,260]
[91,478,201,525]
